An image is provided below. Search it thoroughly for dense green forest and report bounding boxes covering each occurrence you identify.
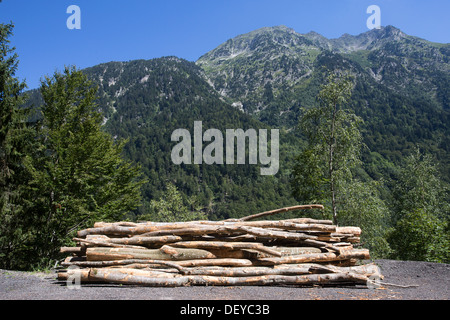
[1,23,449,270]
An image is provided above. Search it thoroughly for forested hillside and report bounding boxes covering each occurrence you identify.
[82,57,301,220]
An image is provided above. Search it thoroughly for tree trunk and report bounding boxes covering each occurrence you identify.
[86,247,216,261]
[234,204,324,221]
[87,268,369,287]
[169,241,282,257]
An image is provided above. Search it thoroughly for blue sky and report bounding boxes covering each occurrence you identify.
[1,0,449,89]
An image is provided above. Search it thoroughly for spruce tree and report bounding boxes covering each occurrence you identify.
[24,66,145,267]
[0,23,34,269]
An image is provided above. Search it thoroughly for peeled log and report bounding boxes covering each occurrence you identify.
[86,247,216,261]
[255,249,370,266]
[336,227,361,236]
[84,235,183,247]
[87,268,369,287]
[170,241,282,257]
[236,226,316,241]
[176,258,253,268]
[235,204,325,221]
[182,266,313,277]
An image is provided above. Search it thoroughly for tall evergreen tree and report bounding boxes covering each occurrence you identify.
[0,23,35,270]
[23,66,145,268]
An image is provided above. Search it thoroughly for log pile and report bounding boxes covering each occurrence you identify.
[57,205,383,287]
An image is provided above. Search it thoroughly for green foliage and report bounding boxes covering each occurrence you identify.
[388,209,449,263]
[140,183,207,222]
[388,148,450,263]
[80,58,299,221]
[17,66,145,269]
[292,72,364,224]
[292,72,392,257]
[7,25,449,268]
[337,180,391,259]
[0,23,36,270]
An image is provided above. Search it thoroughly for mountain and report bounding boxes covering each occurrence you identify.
[80,57,300,219]
[24,26,449,220]
[198,25,449,118]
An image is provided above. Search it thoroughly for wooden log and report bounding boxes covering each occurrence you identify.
[88,268,190,286]
[272,247,323,256]
[182,265,313,277]
[236,221,336,232]
[336,227,362,236]
[77,225,135,238]
[73,237,147,249]
[176,258,253,267]
[254,249,370,266]
[87,268,368,287]
[58,262,381,285]
[138,225,243,238]
[60,247,85,254]
[85,247,216,261]
[282,218,333,225]
[181,263,382,278]
[169,241,282,257]
[84,235,183,247]
[85,218,338,238]
[234,204,325,221]
[235,226,317,241]
[94,221,139,228]
[61,258,184,271]
[57,268,92,282]
[310,263,383,279]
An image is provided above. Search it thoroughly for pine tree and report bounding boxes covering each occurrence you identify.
[24,66,146,267]
[0,23,35,269]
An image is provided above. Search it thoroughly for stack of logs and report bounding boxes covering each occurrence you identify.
[58,205,383,287]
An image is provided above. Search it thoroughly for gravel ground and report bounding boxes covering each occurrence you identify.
[0,259,448,301]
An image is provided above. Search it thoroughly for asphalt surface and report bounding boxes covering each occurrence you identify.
[0,259,448,301]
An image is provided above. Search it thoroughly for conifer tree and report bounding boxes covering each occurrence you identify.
[0,23,35,269]
[24,66,145,267]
